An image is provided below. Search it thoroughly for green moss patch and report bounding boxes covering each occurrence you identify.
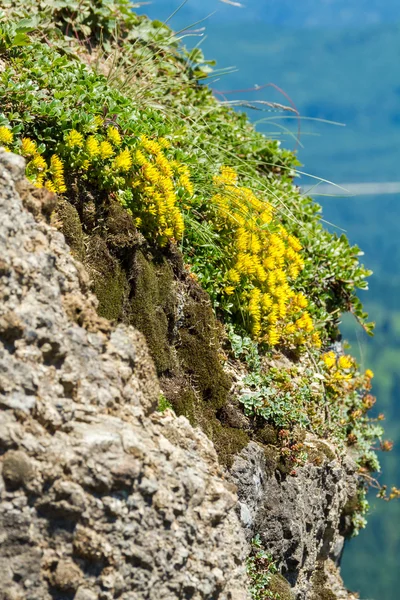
[268,574,294,600]
[56,198,85,261]
[177,285,231,411]
[311,564,338,600]
[128,250,176,373]
[85,236,127,322]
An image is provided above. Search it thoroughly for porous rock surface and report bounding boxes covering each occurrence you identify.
[0,150,249,600]
[230,441,359,600]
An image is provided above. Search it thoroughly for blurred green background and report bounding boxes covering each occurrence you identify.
[139,2,400,597]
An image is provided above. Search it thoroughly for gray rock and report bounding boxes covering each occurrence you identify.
[230,440,358,599]
[0,150,249,600]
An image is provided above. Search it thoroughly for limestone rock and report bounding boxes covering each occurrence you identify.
[230,440,358,599]
[0,150,249,600]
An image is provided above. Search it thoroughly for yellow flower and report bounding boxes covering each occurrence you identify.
[227,268,240,284]
[86,136,100,157]
[107,126,122,146]
[365,369,374,379]
[21,137,37,156]
[260,206,274,225]
[224,286,235,295]
[288,263,300,280]
[113,148,132,172]
[31,155,47,172]
[45,180,56,193]
[155,153,173,178]
[49,154,67,193]
[323,351,336,369]
[135,149,147,166]
[140,134,162,156]
[293,293,308,309]
[65,129,84,148]
[34,174,45,188]
[295,312,313,332]
[93,115,104,129]
[261,293,273,310]
[179,169,194,196]
[0,126,13,146]
[159,137,171,149]
[99,141,115,160]
[338,355,353,370]
[267,327,280,346]
[288,234,302,252]
[284,323,296,335]
[311,331,322,348]
[215,165,237,186]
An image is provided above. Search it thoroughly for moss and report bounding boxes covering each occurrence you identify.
[55,198,85,261]
[210,422,250,467]
[311,565,338,600]
[103,200,141,251]
[171,387,197,425]
[268,574,294,600]
[86,236,127,321]
[256,423,279,446]
[160,375,249,466]
[129,250,176,373]
[177,287,231,411]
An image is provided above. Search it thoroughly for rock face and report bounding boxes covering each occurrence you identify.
[0,149,361,600]
[0,150,249,600]
[230,441,359,600]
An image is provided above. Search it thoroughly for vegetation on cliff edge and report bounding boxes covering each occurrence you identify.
[0,0,395,535]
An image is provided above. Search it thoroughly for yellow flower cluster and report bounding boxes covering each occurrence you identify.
[0,126,14,148]
[62,127,193,243]
[113,148,132,172]
[107,126,122,146]
[323,351,354,372]
[45,155,67,193]
[212,166,318,346]
[19,136,67,193]
[65,129,84,148]
[99,140,114,160]
[132,134,193,243]
[13,125,193,245]
[322,350,375,408]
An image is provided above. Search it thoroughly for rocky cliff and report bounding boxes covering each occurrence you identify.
[0,151,249,600]
[0,1,383,598]
[0,151,360,599]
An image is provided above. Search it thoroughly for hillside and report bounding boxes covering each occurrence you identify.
[0,1,393,599]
